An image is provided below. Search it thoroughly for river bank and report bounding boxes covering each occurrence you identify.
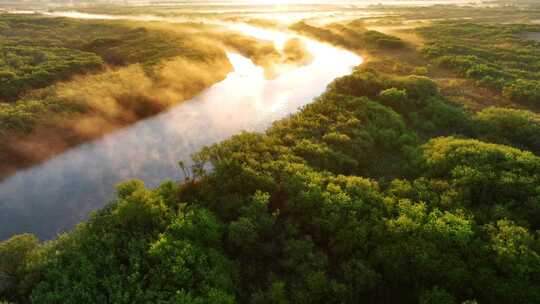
[0,14,361,240]
[0,13,326,181]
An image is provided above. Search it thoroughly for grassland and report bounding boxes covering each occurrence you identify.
[418,23,540,107]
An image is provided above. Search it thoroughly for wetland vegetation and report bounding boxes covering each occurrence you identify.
[0,14,313,180]
[1,2,540,304]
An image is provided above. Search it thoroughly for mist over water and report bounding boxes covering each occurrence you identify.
[0,21,361,240]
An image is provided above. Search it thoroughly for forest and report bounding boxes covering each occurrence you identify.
[2,3,540,304]
[0,15,230,177]
[3,35,540,304]
[0,14,305,180]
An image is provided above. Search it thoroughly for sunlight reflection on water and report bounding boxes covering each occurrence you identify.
[0,18,361,240]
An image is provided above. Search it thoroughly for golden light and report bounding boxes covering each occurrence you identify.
[241,0,309,4]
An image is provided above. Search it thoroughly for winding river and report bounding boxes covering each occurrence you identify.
[0,13,361,240]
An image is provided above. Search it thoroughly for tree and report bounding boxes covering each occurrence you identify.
[473,107,540,153]
[0,234,39,302]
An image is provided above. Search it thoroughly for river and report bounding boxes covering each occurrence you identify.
[0,14,361,240]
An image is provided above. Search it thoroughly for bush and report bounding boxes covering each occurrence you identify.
[503,79,540,105]
[473,107,540,153]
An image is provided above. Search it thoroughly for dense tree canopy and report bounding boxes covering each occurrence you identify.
[0,14,235,180]
[473,106,540,154]
[2,58,539,303]
[2,11,540,304]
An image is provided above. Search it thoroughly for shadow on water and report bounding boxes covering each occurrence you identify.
[0,21,361,240]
